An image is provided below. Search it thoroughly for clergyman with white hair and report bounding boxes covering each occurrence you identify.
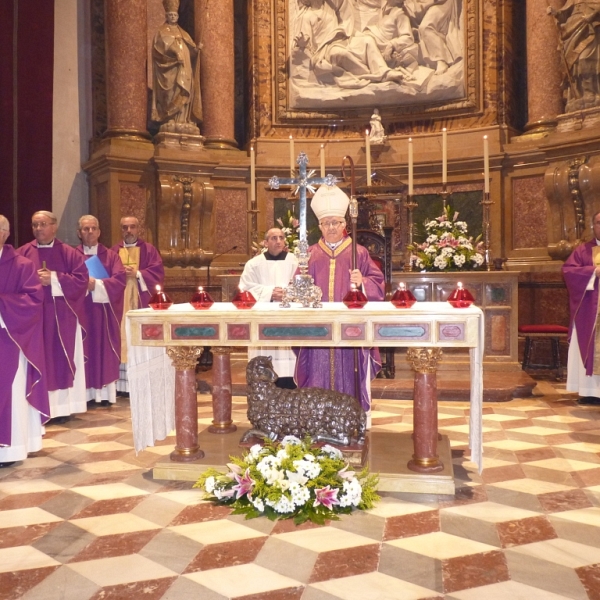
[18,211,89,424]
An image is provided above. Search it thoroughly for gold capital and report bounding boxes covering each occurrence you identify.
[212,346,234,355]
[167,346,202,370]
[406,347,443,374]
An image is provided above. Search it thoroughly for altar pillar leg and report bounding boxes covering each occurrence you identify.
[406,348,444,473]
[167,347,205,462]
[209,347,237,434]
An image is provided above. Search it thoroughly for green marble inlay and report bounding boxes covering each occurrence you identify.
[378,326,426,338]
[262,326,329,338]
[173,326,216,338]
[490,286,507,303]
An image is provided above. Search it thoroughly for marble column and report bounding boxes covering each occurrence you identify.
[406,348,444,474]
[209,347,237,433]
[167,347,205,462]
[524,0,564,134]
[195,0,237,148]
[104,0,151,139]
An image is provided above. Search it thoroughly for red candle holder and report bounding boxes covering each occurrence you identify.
[447,282,474,308]
[149,285,173,310]
[391,282,416,308]
[342,284,368,309]
[232,288,256,309]
[190,286,214,309]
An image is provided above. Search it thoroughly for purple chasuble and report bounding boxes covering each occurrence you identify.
[77,244,126,389]
[294,237,385,410]
[18,239,89,391]
[110,240,164,308]
[0,245,49,446]
[563,240,600,376]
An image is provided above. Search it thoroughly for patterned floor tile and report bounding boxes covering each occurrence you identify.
[70,512,161,536]
[66,554,177,587]
[305,571,441,600]
[0,545,61,572]
[183,563,302,598]
[0,507,63,529]
[273,525,378,553]
[169,518,268,545]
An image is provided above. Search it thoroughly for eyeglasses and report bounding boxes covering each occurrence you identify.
[320,220,345,229]
[80,227,99,233]
[32,222,54,229]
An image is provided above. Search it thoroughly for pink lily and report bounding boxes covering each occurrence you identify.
[232,468,254,499]
[314,485,340,509]
[338,464,355,480]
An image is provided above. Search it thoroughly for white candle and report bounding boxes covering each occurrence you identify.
[483,135,490,194]
[408,137,413,196]
[320,144,325,178]
[250,145,256,203]
[289,135,294,176]
[365,130,371,187]
[442,128,447,184]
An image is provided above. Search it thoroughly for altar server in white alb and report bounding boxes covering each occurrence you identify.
[239,227,299,388]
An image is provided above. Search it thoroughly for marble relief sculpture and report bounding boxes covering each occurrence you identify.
[548,0,600,113]
[289,0,464,110]
[151,0,203,134]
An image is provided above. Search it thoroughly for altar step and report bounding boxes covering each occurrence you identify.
[196,355,539,403]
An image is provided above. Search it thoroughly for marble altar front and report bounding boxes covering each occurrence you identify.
[127,301,484,493]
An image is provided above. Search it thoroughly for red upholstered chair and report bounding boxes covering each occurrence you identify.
[518,324,569,380]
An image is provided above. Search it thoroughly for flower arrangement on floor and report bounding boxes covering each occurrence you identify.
[193,436,379,525]
[252,210,300,256]
[409,205,484,271]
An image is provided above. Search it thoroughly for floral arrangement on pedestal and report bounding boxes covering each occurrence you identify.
[252,210,300,256]
[193,436,379,525]
[409,205,484,271]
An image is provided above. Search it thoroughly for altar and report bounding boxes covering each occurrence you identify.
[127,301,484,494]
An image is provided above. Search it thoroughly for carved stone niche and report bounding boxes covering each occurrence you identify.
[545,155,600,260]
[155,168,215,269]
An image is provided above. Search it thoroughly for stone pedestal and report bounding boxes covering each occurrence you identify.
[84,138,155,247]
[167,347,205,462]
[209,347,237,434]
[153,145,216,268]
[406,348,444,474]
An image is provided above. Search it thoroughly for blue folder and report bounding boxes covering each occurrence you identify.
[85,255,110,279]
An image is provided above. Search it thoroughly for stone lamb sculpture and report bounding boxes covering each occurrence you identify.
[243,356,366,446]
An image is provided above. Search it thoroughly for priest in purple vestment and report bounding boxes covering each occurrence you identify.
[18,211,88,422]
[77,215,126,406]
[0,215,50,467]
[563,210,600,404]
[111,216,165,392]
[294,185,385,415]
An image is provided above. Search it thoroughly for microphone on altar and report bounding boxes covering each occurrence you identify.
[206,245,238,290]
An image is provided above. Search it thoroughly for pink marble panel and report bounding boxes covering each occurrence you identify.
[341,323,366,340]
[228,323,251,340]
[438,323,465,342]
[120,183,148,238]
[513,176,548,249]
[141,324,164,340]
[214,188,247,254]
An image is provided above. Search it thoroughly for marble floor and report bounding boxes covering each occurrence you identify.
[2,382,600,599]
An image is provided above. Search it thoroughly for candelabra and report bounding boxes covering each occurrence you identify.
[404,194,418,272]
[481,191,493,271]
